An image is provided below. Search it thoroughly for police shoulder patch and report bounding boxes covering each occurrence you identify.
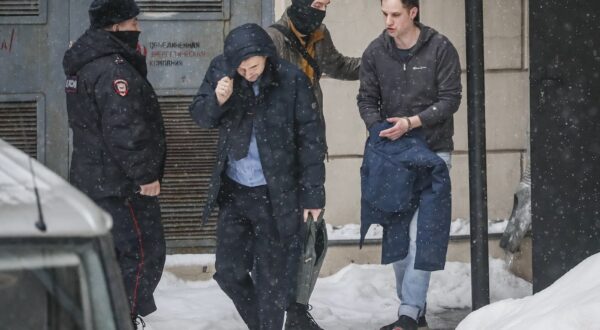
[113,79,129,97]
[65,76,78,94]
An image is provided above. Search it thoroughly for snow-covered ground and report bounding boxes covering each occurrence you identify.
[457,252,600,330]
[145,256,530,330]
[327,218,509,241]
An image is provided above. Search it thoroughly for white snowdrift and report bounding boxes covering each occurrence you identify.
[457,252,600,330]
[145,257,530,330]
[326,218,508,241]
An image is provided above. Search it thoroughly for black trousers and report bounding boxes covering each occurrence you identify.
[214,177,302,330]
[96,194,166,317]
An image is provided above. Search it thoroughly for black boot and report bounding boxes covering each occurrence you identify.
[380,315,418,330]
[417,315,428,329]
[285,303,323,330]
[131,314,146,330]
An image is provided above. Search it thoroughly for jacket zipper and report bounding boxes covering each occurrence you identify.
[402,61,409,115]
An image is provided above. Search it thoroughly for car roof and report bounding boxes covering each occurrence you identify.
[0,139,112,238]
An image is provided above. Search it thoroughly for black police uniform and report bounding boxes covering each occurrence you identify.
[63,28,166,317]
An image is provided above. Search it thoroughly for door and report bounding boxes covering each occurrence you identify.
[530,0,600,292]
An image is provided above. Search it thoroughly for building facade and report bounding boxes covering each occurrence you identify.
[0,0,530,250]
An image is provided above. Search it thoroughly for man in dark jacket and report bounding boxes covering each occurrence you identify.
[357,0,461,329]
[266,0,360,117]
[62,0,166,327]
[267,2,360,327]
[189,23,326,330]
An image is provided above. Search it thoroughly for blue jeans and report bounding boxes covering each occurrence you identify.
[393,152,451,321]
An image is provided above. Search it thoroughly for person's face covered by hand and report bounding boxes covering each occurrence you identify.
[288,0,330,35]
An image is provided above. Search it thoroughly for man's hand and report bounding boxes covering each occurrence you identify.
[139,180,160,197]
[379,117,410,141]
[303,209,323,222]
[215,76,234,106]
[379,116,422,141]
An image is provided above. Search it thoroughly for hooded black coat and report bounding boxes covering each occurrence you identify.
[62,29,166,199]
[189,24,326,239]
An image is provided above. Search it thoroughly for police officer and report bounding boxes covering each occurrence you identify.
[62,0,166,328]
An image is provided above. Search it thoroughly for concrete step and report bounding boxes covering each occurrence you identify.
[321,235,532,280]
[164,235,532,283]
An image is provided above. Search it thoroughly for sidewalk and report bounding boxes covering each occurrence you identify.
[158,255,530,330]
[427,308,471,330]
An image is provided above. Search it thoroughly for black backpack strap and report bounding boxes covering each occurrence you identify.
[270,24,321,80]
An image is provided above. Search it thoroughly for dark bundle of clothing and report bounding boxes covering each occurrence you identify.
[360,122,451,270]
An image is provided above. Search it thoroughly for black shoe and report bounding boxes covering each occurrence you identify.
[285,303,323,330]
[417,315,428,328]
[131,315,146,330]
[380,315,418,330]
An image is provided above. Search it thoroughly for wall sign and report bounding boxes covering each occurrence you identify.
[145,40,208,67]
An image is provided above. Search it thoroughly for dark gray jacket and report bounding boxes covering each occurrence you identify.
[357,24,462,152]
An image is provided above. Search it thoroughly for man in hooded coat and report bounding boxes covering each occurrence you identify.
[62,0,166,328]
[188,23,326,330]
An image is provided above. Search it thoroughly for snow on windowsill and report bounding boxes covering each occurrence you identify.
[327,218,509,242]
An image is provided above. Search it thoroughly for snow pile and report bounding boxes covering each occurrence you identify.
[457,253,600,330]
[164,254,215,268]
[326,218,509,241]
[449,218,508,236]
[144,272,244,329]
[326,223,383,241]
[145,257,530,330]
[429,258,531,312]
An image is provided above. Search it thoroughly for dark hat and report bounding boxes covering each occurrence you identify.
[223,23,276,75]
[292,0,314,7]
[89,0,140,29]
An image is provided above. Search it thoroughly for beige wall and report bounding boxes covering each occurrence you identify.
[274,0,530,226]
[319,237,532,281]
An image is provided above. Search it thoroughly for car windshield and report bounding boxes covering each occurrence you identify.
[0,244,117,330]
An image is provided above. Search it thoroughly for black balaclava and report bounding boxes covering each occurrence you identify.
[111,31,141,50]
[288,0,326,35]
